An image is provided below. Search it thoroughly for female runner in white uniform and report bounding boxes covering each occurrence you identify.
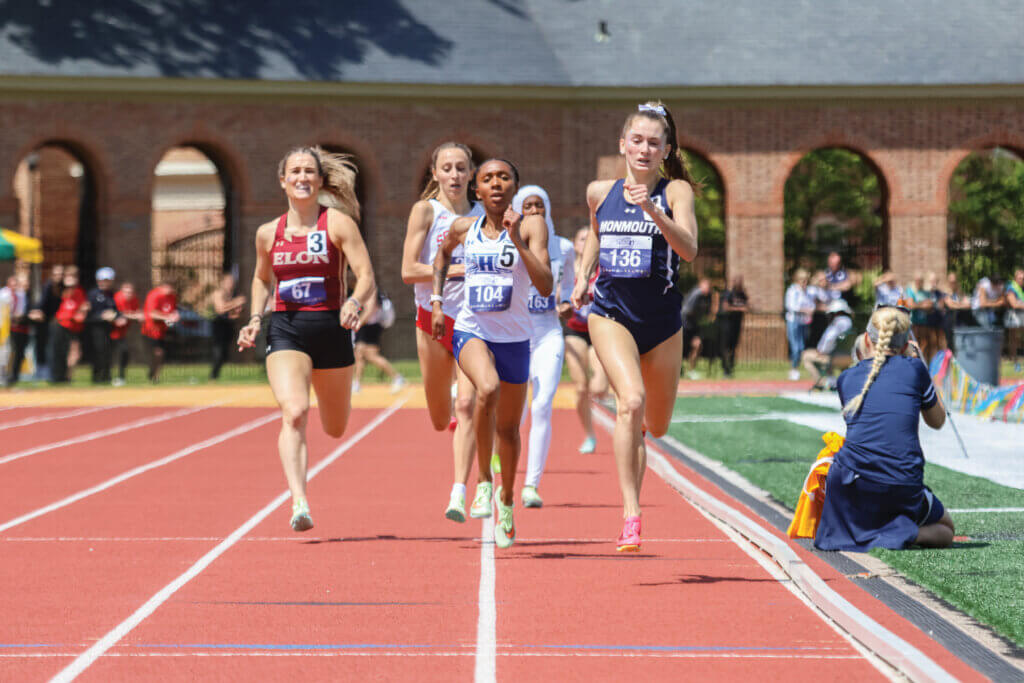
[401,142,485,522]
[433,159,552,549]
[511,185,574,508]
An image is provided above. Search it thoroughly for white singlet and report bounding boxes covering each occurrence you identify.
[527,236,574,339]
[454,216,536,343]
[413,199,485,319]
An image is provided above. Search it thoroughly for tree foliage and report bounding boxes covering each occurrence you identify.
[676,151,724,293]
[783,148,885,274]
[947,148,1024,289]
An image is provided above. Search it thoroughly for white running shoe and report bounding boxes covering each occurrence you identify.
[290,498,314,532]
[493,488,515,548]
[521,486,543,508]
[788,369,801,381]
[352,380,362,394]
[445,490,466,523]
[469,481,493,518]
[390,375,406,394]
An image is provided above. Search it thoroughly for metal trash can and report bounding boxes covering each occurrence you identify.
[952,326,1003,386]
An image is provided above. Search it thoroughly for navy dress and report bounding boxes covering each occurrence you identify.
[814,356,945,552]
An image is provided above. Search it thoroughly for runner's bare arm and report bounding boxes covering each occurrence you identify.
[624,179,698,262]
[572,181,613,308]
[329,208,376,330]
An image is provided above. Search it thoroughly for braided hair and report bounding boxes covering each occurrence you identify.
[842,307,911,417]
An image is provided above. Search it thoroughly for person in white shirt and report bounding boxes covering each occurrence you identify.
[784,269,815,380]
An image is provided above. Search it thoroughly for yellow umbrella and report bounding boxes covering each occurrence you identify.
[0,228,43,264]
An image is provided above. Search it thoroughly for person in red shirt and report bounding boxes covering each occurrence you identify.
[110,281,143,386]
[142,280,180,382]
[49,265,88,383]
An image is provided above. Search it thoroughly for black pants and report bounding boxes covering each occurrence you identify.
[34,320,50,370]
[718,314,744,376]
[89,322,113,383]
[110,337,130,380]
[6,330,30,384]
[50,325,76,383]
[210,317,234,380]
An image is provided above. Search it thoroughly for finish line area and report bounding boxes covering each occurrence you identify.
[0,384,997,681]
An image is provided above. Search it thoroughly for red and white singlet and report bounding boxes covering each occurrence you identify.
[271,207,344,312]
[413,199,484,319]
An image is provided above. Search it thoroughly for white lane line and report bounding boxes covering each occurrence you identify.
[5,651,864,659]
[0,405,215,465]
[592,409,957,683]
[0,536,729,543]
[0,412,280,534]
[0,406,116,431]
[948,507,1024,513]
[50,396,407,683]
[475,517,496,683]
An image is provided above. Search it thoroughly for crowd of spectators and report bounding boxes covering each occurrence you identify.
[0,263,199,386]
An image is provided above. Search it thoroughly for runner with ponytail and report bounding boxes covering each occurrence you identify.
[238,145,377,532]
[571,101,699,551]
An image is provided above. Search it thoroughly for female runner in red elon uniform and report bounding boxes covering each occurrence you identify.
[238,146,377,532]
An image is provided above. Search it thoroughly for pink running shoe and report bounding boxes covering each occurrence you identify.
[616,515,641,552]
[447,417,457,432]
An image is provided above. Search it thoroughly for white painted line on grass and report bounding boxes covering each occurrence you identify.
[948,507,1024,513]
[592,409,957,683]
[49,396,407,683]
[0,405,215,465]
[670,411,831,423]
[475,516,496,683]
[0,412,280,533]
[0,406,116,432]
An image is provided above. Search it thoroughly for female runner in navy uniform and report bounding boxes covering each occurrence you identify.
[238,146,376,532]
[572,102,699,551]
[433,159,552,548]
[401,142,484,523]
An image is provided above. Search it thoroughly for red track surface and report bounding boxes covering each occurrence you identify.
[0,404,981,681]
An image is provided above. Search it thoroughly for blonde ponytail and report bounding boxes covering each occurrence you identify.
[277,145,361,221]
[842,307,909,416]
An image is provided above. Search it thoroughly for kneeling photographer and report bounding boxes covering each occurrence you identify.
[815,305,955,552]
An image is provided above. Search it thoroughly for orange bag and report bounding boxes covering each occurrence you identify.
[787,432,845,539]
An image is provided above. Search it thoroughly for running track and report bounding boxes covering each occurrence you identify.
[0,398,983,681]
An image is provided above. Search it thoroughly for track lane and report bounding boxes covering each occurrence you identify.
[0,407,271,524]
[0,407,383,681]
[80,408,480,682]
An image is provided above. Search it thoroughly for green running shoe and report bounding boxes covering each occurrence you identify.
[290,498,314,532]
[469,481,493,518]
[445,490,466,523]
[521,485,543,508]
[493,487,515,549]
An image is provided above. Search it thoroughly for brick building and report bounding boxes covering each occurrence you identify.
[1,1,1022,358]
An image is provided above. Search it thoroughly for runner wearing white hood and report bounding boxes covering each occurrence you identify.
[512,185,575,508]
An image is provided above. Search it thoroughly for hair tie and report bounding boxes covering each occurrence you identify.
[638,104,666,116]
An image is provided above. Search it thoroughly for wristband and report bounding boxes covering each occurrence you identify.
[248,314,262,325]
[345,297,363,314]
[429,294,444,305]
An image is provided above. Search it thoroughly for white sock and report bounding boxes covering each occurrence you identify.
[451,483,466,498]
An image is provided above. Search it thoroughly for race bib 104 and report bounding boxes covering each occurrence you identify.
[468,273,513,312]
[279,276,326,306]
[599,234,652,278]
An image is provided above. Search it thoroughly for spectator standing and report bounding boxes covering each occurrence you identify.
[85,267,119,384]
[50,266,87,384]
[785,268,815,381]
[824,251,853,301]
[923,272,947,357]
[874,271,903,307]
[904,273,938,363]
[681,278,712,380]
[972,275,1005,328]
[28,264,64,379]
[717,275,748,378]
[807,271,831,349]
[1,272,32,385]
[941,272,973,351]
[1005,269,1024,370]
[110,282,142,386]
[142,280,179,382]
[209,272,246,380]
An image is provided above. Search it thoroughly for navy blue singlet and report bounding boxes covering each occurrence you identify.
[591,178,683,353]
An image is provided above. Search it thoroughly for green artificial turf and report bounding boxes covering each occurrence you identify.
[665,396,1024,647]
